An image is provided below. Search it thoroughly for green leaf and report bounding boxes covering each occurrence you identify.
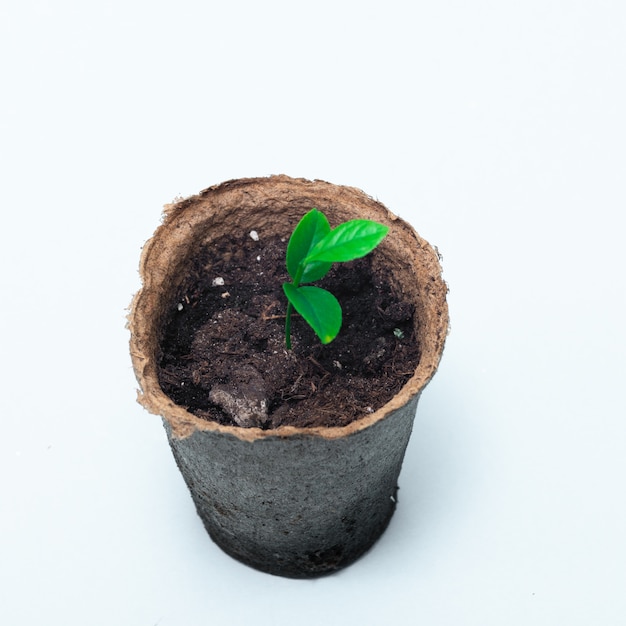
[305,219,389,264]
[282,283,342,345]
[286,208,332,283]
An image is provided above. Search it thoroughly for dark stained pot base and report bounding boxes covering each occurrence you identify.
[164,393,419,578]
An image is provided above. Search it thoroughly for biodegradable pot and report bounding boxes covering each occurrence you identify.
[128,175,448,578]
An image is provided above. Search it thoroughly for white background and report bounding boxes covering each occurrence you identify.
[1,1,625,624]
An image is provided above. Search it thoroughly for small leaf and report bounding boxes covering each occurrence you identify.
[286,208,332,283]
[283,284,342,344]
[305,219,389,264]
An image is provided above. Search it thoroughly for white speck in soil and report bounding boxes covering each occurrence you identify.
[249,230,259,241]
[212,277,225,286]
[177,302,183,311]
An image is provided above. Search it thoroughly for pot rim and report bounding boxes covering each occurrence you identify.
[128,175,449,442]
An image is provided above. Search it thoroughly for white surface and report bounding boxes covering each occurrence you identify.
[1,1,625,624]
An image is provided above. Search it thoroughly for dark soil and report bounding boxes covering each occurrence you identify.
[157,233,421,429]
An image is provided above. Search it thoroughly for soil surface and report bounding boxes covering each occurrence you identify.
[157,232,421,429]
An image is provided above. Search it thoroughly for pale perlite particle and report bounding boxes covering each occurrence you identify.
[249,230,259,241]
[212,277,225,286]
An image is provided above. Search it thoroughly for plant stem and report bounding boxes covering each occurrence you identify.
[285,264,305,350]
[285,301,294,350]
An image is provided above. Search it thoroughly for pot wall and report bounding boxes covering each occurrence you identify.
[165,393,420,578]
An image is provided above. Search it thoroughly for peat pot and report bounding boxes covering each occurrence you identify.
[128,175,448,578]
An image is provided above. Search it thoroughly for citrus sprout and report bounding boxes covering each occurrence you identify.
[283,208,389,349]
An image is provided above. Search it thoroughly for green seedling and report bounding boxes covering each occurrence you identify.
[283,208,389,349]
